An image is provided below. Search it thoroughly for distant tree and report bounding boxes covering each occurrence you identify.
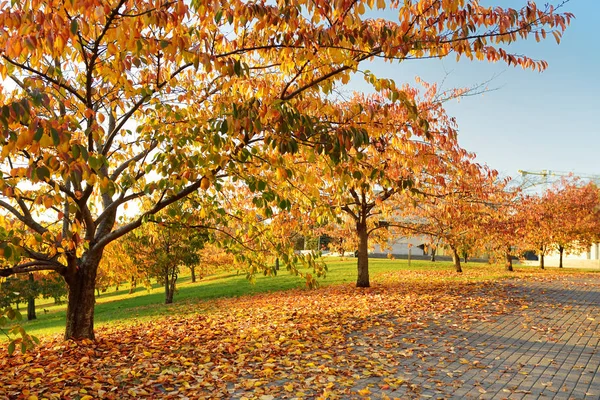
[480,183,526,272]
[525,179,600,268]
[121,209,207,304]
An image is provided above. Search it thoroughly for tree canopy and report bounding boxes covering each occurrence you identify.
[0,0,573,340]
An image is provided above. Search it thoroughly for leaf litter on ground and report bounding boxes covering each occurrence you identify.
[1,267,595,399]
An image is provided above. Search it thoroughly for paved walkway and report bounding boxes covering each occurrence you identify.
[360,277,600,399]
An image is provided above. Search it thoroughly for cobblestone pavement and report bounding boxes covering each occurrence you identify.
[355,277,600,399]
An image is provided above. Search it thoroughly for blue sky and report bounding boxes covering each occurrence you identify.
[351,0,599,181]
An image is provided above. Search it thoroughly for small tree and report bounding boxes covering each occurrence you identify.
[122,211,207,304]
[37,273,68,305]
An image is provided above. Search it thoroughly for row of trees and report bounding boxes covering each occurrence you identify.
[0,0,574,342]
[405,177,600,272]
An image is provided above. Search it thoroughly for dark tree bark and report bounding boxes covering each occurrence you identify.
[165,267,177,304]
[27,273,36,321]
[64,253,101,340]
[451,246,462,273]
[190,265,196,283]
[539,246,545,269]
[505,248,514,272]
[558,245,564,268]
[129,277,136,294]
[430,248,436,262]
[356,220,370,288]
[275,258,280,271]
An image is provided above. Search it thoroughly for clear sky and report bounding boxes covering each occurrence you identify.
[351,0,599,182]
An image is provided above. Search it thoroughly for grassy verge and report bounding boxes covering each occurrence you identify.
[8,257,595,339]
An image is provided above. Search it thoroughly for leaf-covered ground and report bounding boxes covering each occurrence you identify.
[1,268,595,399]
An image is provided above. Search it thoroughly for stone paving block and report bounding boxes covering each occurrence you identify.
[355,276,600,400]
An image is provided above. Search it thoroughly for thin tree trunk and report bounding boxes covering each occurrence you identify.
[129,277,136,294]
[430,248,436,262]
[505,248,513,272]
[539,247,545,269]
[559,245,564,268]
[451,246,462,273]
[275,258,280,271]
[27,273,36,321]
[165,266,177,304]
[64,254,100,340]
[356,220,370,288]
[190,265,196,283]
[164,268,171,304]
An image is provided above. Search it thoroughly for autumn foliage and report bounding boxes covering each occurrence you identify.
[0,0,574,342]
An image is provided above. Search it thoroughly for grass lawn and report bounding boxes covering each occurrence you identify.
[8,257,595,339]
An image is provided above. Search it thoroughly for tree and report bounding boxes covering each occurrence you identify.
[264,83,476,286]
[0,0,572,339]
[100,235,149,294]
[551,182,600,267]
[527,179,600,268]
[399,162,500,273]
[520,194,552,269]
[121,214,206,304]
[37,272,68,305]
[0,272,40,319]
[479,183,526,272]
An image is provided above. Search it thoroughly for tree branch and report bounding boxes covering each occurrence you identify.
[0,200,48,235]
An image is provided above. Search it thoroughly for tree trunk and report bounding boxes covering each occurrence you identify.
[356,220,370,288]
[64,254,100,340]
[505,249,513,272]
[165,267,177,304]
[190,265,196,283]
[164,268,171,304]
[27,273,36,321]
[430,248,436,262]
[129,277,136,294]
[539,247,545,270]
[275,257,280,271]
[559,245,564,268]
[451,247,462,273]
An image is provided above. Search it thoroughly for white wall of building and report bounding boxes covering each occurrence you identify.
[524,243,600,268]
[371,235,428,256]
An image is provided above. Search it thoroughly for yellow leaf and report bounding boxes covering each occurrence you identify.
[39,134,53,147]
[43,196,53,209]
[200,177,210,190]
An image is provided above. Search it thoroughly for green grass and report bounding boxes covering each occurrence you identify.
[8,257,596,339]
